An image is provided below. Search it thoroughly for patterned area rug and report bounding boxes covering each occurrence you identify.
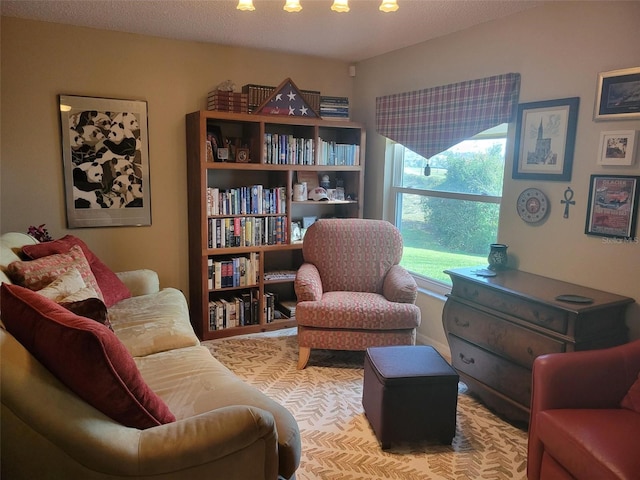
[203,328,528,480]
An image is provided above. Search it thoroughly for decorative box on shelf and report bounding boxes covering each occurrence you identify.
[207,91,248,113]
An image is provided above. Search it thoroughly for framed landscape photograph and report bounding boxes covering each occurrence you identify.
[585,175,640,238]
[594,67,640,121]
[597,130,637,166]
[512,97,579,181]
[59,94,151,228]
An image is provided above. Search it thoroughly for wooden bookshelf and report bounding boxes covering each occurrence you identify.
[186,110,366,340]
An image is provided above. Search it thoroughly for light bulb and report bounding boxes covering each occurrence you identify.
[237,0,255,11]
[283,0,302,12]
[331,0,350,13]
[379,0,399,13]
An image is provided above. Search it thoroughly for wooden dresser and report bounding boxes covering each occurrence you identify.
[443,267,634,423]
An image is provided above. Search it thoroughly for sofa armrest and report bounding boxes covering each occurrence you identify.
[294,263,323,302]
[116,269,160,297]
[382,265,417,304]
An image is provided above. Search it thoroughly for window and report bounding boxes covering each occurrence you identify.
[391,124,507,287]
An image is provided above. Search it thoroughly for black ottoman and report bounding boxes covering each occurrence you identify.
[362,345,459,449]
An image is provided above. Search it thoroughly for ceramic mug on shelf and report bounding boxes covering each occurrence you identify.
[293,182,307,201]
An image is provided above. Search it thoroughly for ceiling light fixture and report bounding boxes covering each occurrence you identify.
[331,0,350,13]
[236,0,255,11]
[379,0,399,13]
[283,0,302,12]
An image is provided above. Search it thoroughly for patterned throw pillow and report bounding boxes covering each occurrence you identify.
[22,235,131,308]
[36,268,87,302]
[0,283,174,429]
[7,245,104,301]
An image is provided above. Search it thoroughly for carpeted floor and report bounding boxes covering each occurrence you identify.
[203,328,528,480]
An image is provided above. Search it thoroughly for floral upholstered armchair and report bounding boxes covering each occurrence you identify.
[294,219,421,369]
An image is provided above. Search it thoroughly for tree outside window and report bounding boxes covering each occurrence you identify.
[391,125,507,285]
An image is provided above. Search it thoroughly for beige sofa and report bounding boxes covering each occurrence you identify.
[0,232,301,480]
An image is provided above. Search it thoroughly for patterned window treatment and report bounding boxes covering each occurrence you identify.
[375,73,521,160]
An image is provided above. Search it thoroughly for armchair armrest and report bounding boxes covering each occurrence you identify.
[528,340,640,480]
[382,265,417,304]
[294,263,323,302]
[116,269,160,297]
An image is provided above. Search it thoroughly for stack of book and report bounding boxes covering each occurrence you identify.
[320,96,349,120]
[207,91,248,113]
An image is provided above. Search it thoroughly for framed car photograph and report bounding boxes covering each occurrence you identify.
[585,175,640,238]
[512,97,579,181]
[59,94,151,228]
[594,67,640,121]
[597,130,638,166]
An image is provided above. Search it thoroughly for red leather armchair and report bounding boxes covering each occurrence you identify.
[528,339,640,480]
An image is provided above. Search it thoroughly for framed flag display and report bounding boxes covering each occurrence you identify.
[254,78,319,117]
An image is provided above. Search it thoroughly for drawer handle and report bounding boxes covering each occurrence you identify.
[527,347,534,357]
[454,317,470,328]
[532,310,552,324]
[459,353,475,365]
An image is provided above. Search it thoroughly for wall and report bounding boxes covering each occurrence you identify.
[353,1,640,346]
[1,17,353,296]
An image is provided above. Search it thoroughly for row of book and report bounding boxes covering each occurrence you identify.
[264,133,315,165]
[206,186,286,217]
[317,140,360,166]
[207,216,288,249]
[207,253,259,290]
[320,95,349,120]
[207,291,280,331]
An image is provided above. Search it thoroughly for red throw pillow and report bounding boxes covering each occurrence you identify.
[23,235,131,307]
[0,283,175,429]
[621,373,640,413]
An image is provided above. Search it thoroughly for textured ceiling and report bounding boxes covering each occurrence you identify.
[1,0,545,62]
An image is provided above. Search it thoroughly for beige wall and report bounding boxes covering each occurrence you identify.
[353,1,640,344]
[1,17,353,297]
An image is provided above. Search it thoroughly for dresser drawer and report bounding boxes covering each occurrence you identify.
[448,335,532,407]
[451,279,568,334]
[443,300,565,368]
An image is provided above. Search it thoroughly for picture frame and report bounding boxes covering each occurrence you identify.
[585,175,640,239]
[597,130,638,166]
[206,126,223,161]
[594,67,640,121]
[59,94,151,228]
[512,97,579,181]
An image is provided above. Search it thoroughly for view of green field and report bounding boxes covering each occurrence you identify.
[398,189,488,284]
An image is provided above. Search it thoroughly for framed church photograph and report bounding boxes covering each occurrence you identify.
[512,97,580,181]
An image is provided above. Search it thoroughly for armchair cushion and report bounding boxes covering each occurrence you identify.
[294,263,322,302]
[0,283,175,429]
[23,235,131,307]
[297,291,420,330]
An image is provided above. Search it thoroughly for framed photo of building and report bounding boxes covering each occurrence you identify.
[597,130,638,166]
[59,94,151,228]
[585,175,640,238]
[512,97,579,181]
[594,67,640,121]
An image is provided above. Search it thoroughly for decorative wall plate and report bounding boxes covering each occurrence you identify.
[517,188,549,223]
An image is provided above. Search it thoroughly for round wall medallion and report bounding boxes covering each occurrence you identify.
[517,188,549,223]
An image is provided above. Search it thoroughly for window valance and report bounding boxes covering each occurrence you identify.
[375,73,521,159]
